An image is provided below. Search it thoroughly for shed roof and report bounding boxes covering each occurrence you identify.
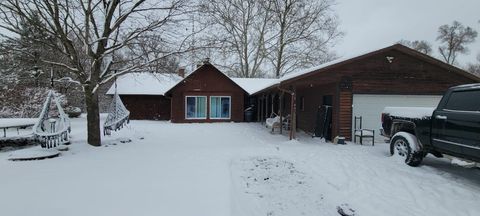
[106,72,183,96]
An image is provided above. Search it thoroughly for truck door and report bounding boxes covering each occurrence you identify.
[432,89,480,158]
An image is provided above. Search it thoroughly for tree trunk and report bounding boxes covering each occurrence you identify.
[84,86,101,146]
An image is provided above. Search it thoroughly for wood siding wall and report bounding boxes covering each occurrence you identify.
[334,50,475,140]
[169,64,246,123]
[338,91,352,140]
[120,95,171,120]
[347,50,474,94]
[295,83,337,138]
[284,48,477,141]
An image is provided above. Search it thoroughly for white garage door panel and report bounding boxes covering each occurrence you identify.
[352,94,442,136]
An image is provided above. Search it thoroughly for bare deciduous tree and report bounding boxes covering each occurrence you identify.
[437,21,478,65]
[467,54,480,77]
[0,0,190,146]
[200,0,341,78]
[269,0,341,78]
[200,0,273,78]
[124,34,180,74]
[398,39,433,55]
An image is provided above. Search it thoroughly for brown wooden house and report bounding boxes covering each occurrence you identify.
[253,44,480,141]
[106,44,478,141]
[165,61,249,123]
[107,62,274,122]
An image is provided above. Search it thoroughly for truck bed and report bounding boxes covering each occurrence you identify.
[382,107,435,119]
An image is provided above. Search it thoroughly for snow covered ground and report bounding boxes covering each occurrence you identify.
[1,116,480,216]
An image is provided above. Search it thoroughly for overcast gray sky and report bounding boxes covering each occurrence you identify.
[1,1,478,67]
[333,0,480,66]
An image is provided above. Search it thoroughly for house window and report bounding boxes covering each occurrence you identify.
[210,96,231,119]
[300,96,305,111]
[186,96,207,119]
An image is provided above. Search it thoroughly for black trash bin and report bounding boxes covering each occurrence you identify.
[244,107,254,122]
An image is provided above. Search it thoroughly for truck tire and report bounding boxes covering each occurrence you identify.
[390,133,424,167]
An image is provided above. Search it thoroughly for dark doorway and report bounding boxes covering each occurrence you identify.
[323,95,333,106]
[314,95,333,141]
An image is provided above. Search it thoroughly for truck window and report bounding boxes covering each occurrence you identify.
[444,90,480,111]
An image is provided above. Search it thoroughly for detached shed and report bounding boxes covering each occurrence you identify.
[254,44,480,141]
[106,72,183,120]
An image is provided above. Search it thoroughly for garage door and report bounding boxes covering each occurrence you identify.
[352,94,442,138]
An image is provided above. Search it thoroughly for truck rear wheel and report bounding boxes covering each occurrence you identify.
[390,133,424,167]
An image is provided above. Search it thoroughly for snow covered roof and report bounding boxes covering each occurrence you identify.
[251,44,480,95]
[231,78,279,95]
[279,54,364,82]
[280,44,479,85]
[106,73,183,96]
[163,63,280,95]
[248,46,379,94]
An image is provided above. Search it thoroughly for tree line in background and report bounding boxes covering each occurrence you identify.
[0,0,478,146]
[399,20,479,76]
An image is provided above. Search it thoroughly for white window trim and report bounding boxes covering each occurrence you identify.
[185,96,207,120]
[209,96,231,120]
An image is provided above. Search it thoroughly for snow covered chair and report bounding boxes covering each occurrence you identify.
[353,116,374,145]
[265,113,281,133]
[103,82,130,136]
[33,90,71,149]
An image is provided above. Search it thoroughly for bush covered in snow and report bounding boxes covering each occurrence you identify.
[65,106,82,118]
[0,86,67,118]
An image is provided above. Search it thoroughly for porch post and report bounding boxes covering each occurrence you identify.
[256,97,260,122]
[271,93,275,115]
[264,94,268,118]
[260,96,264,123]
[289,90,297,140]
[279,92,284,134]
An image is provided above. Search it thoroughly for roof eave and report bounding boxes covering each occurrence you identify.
[278,44,480,86]
[250,83,280,95]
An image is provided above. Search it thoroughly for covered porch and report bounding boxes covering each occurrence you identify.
[254,90,294,138]
[252,76,351,141]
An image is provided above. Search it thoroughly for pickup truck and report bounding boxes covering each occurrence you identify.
[381,83,480,166]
